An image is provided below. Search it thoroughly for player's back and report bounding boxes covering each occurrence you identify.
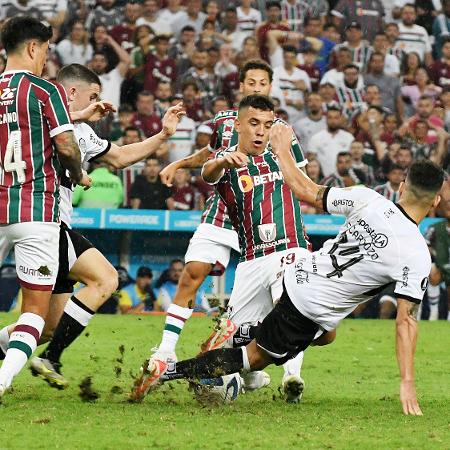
[0,71,72,224]
[284,187,431,330]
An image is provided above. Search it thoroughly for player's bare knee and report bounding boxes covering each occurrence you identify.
[88,266,118,302]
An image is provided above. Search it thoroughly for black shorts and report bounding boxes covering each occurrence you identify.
[53,222,94,294]
[255,287,321,366]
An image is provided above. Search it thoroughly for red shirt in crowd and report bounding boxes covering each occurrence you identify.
[132,112,162,137]
[257,22,289,62]
[143,54,177,93]
[171,185,196,210]
[221,71,240,104]
[428,59,450,88]
[110,24,135,52]
[297,63,321,92]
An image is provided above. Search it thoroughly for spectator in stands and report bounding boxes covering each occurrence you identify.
[89,24,119,72]
[433,0,450,59]
[428,37,450,89]
[365,51,404,120]
[370,32,401,77]
[4,0,42,21]
[131,91,162,138]
[396,3,433,66]
[169,25,197,76]
[272,45,311,123]
[181,81,206,123]
[221,7,248,53]
[119,266,157,314]
[90,36,130,110]
[240,36,260,62]
[86,0,122,31]
[293,92,326,151]
[256,1,290,63]
[122,126,144,145]
[349,140,374,186]
[130,157,172,210]
[155,259,211,313]
[167,169,197,210]
[308,106,354,177]
[321,151,365,188]
[110,105,137,142]
[159,0,185,31]
[110,1,142,52]
[400,51,423,86]
[73,161,124,209]
[143,34,177,94]
[154,81,173,116]
[321,47,359,89]
[335,64,366,120]
[331,0,384,42]
[425,181,450,321]
[374,163,405,203]
[401,67,442,111]
[136,0,172,35]
[395,145,414,171]
[172,0,207,39]
[297,46,321,92]
[33,0,68,36]
[440,88,450,129]
[56,20,93,66]
[318,81,337,107]
[237,0,262,37]
[214,44,238,79]
[380,113,399,146]
[385,22,404,62]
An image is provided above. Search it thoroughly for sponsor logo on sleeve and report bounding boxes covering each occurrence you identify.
[332,199,354,207]
[402,266,409,287]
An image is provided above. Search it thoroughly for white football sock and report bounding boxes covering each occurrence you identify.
[157,304,193,354]
[0,326,10,355]
[283,352,304,380]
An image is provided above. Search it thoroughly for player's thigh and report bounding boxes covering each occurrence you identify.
[227,259,273,326]
[8,222,60,291]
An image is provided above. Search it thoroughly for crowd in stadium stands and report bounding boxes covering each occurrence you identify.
[1,0,450,318]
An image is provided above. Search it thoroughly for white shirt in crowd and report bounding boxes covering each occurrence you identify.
[236,6,262,36]
[158,8,186,28]
[395,22,432,61]
[99,67,124,114]
[56,40,93,66]
[293,115,327,151]
[284,186,431,331]
[308,128,354,177]
[167,115,197,163]
[272,66,311,123]
[30,0,67,19]
[136,16,172,35]
[320,69,365,90]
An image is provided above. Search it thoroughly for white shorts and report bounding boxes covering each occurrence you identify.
[0,222,60,290]
[227,249,297,326]
[184,223,240,276]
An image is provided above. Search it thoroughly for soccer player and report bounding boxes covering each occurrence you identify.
[132,94,312,402]
[144,61,308,400]
[0,64,185,389]
[141,123,443,416]
[0,17,89,397]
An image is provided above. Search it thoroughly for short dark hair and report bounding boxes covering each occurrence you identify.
[212,95,229,106]
[239,59,273,83]
[124,126,142,136]
[238,94,275,113]
[119,103,135,114]
[343,63,359,72]
[337,151,351,159]
[181,80,199,92]
[304,15,321,27]
[282,45,298,55]
[442,36,450,46]
[326,104,342,114]
[1,16,53,54]
[337,46,351,54]
[181,25,196,33]
[388,163,405,173]
[266,1,281,10]
[57,64,101,86]
[225,6,237,14]
[137,90,154,99]
[418,94,433,103]
[407,160,444,194]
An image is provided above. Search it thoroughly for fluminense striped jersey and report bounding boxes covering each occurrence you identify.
[374,182,400,203]
[214,145,309,262]
[0,70,74,224]
[201,109,307,231]
[335,86,366,120]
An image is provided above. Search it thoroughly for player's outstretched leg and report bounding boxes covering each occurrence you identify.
[282,353,305,404]
[151,261,213,362]
[30,248,117,388]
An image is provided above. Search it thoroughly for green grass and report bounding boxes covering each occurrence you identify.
[0,313,449,450]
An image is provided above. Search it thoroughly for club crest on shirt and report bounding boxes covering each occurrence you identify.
[258,223,277,243]
[238,175,253,192]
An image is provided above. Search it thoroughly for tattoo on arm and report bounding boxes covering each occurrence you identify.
[315,185,327,204]
[408,303,420,321]
[55,132,82,183]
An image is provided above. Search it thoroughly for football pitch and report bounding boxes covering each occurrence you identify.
[0,313,449,450]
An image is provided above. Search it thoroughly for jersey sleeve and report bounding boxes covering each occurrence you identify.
[81,124,111,162]
[393,253,431,304]
[323,186,377,216]
[42,82,74,138]
[208,113,223,152]
[290,129,308,168]
[201,148,228,185]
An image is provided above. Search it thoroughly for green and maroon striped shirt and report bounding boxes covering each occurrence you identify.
[214,145,309,262]
[0,70,73,224]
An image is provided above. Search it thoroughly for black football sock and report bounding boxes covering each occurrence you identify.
[40,296,94,364]
[161,348,245,381]
[232,324,258,348]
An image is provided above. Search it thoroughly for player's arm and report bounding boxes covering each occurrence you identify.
[270,123,326,209]
[160,147,211,187]
[53,131,86,186]
[202,151,249,184]
[396,298,422,416]
[98,104,185,169]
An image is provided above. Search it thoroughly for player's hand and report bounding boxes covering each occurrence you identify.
[222,152,248,169]
[270,123,293,157]
[161,103,186,138]
[75,101,116,122]
[77,170,92,190]
[160,161,179,187]
[400,380,423,416]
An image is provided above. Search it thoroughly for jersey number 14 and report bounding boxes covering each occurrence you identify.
[1,130,26,184]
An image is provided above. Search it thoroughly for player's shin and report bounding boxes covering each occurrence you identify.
[0,313,45,388]
[162,347,248,381]
[39,295,94,364]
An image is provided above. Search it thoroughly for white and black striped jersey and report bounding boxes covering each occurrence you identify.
[284,186,430,330]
